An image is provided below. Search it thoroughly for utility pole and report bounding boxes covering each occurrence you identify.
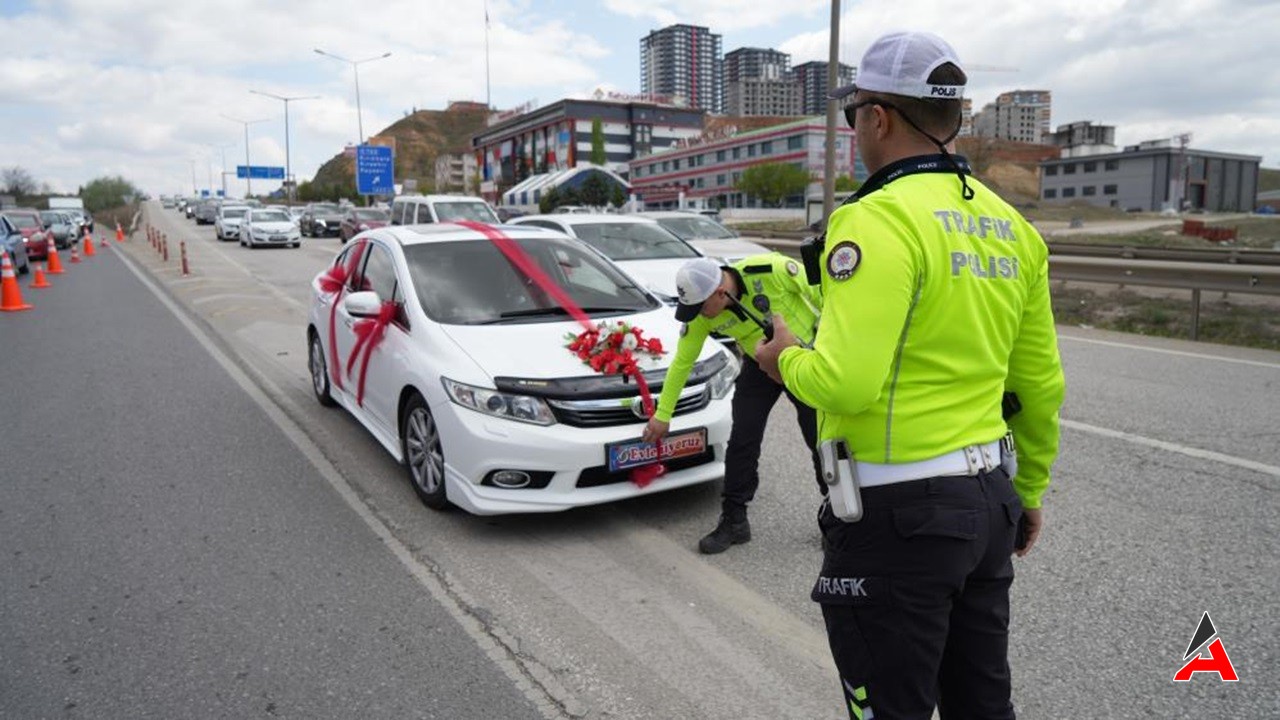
[250,90,320,205]
[821,0,841,225]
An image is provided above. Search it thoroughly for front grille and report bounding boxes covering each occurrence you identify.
[576,449,717,488]
[548,387,709,428]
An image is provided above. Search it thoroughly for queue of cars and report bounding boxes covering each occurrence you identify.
[1,204,97,272]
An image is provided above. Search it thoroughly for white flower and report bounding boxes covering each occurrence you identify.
[621,333,639,351]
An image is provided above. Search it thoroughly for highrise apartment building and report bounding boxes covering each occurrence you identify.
[723,47,801,117]
[792,61,856,116]
[972,90,1052,144]
[640,24,724,114]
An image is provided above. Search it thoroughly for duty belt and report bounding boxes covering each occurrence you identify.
[856,441,1002,488]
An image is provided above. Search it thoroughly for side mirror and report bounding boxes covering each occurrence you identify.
[342,290,382,317]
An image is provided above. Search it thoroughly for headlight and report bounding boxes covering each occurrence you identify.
[707,349,740,400]
[316,219,327,227]
[442,377,556,426]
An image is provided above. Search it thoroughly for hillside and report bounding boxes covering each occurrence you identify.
[310,102,489,194]
[1259,167,1280,193]
[956,137,1060,204]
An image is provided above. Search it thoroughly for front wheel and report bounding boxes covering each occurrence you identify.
[402,394,449,510]
[308,332,337,407]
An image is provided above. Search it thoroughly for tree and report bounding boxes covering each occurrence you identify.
[81,175,143,212]
[590,117,606,166]
[2,166,38,196]
[735,162,811,207]
[579,173,610,208]
[610,183,627,209]
[834,175,862,193]
[539,186,561,214]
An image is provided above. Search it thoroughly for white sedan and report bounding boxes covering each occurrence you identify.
[508,214,701,304]
[306,223,737,515]
[636,211,772,264]
[240,208,302,248]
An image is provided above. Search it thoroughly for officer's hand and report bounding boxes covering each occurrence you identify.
[754,315,798,384]
[641,417,669,445]
[1015,508,1043,557]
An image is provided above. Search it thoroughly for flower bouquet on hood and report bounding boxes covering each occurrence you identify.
[565,320,666,377]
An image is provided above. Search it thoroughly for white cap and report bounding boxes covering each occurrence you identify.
[830,31,965,101]
[674,257,724,322]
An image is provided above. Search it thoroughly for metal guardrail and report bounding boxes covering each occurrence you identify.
[1048,242,1280,266]
[754,237,1280,340]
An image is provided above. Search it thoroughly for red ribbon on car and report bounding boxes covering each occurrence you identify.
[317,242,366,391]
[345,301,398,408]
[454,220,666,487]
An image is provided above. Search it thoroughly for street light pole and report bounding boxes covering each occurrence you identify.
[208,142,234,198]
[250,90,320,206]
[313,49,391,146]
[221,115,270,198]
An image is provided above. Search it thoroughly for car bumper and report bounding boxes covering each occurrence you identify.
[435,396,732,515]
[24,241,48,259]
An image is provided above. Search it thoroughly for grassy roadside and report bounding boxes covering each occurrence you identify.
[1050,284,1280,351]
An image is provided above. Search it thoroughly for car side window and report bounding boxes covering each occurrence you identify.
[360,244,400,303]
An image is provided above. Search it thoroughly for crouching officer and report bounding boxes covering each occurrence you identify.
[755,32,1065,719]
[641,254,825,553]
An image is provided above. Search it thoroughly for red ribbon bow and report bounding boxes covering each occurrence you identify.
[455,221,667,487]
[318,243,366,392]
[344,301,398,408]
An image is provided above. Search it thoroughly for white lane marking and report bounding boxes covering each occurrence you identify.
[1063,419,1280,480]
[113,230,569,720]
[1058,333,1280,370]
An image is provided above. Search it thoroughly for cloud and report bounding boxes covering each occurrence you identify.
[777,0,1280,161]
[602,0,827,33]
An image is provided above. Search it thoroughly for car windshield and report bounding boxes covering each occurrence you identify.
[253,211,290,223]
[655,216,737,241]
[432,201,499,224]
[312,205,339,214]
[568,222,698,260]
[403,237,658,325]
[223,208,248,219]
[40,211,64,224]
[355,209,388,221]
[7,213,40,229]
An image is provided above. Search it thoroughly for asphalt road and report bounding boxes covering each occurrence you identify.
[3,204,1277,719]
[0,242,544,719]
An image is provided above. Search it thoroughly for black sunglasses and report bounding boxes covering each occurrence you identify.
[844,99,899,129]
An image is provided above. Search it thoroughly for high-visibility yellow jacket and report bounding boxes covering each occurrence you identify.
[778,159,1065,508]
[655,253,821,423]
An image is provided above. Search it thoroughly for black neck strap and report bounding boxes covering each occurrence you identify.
[853,153,973,201]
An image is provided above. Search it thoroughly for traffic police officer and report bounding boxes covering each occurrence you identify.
[755,32,1065,719]
[641,253,825,553]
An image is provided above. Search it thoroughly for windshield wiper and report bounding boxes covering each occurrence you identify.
[474,305,641,324]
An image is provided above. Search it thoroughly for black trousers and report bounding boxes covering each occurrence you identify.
[721,356,823,520]
[813,468,1022,720]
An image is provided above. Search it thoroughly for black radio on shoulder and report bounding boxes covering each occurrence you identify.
[800,233,826,286]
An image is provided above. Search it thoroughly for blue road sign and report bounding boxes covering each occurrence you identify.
[200,189,210,197]
[235,165,286,180]
[356,145,394,195]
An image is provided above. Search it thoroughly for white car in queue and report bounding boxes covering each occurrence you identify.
[636,211,772,265]
[306,223,738,515]
[240,208,302,248]
[214,204,250,241]
[507,214,701,304]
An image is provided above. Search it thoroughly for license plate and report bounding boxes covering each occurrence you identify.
[606,427,707,473]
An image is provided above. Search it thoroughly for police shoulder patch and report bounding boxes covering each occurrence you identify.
[785,260,800,276]
[827,241,862,281]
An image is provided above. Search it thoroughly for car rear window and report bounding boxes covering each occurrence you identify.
[431,201,499,224]
[6,213,40,229]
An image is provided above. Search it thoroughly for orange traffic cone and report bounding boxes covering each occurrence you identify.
[30,261,51,289]
[46,237,65,275]
[1,250,34,312]
[83,229,96,257]
[70,244,82,264]
[115,222,124,242]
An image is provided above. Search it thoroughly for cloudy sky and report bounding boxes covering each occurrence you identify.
[2,0,1276,197]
